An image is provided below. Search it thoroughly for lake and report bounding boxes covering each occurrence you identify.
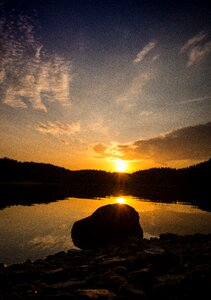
[1,196,211,265]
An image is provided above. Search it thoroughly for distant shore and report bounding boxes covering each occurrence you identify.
[1,233,210,299]
[1,157,211,211]
[1,181,211,213]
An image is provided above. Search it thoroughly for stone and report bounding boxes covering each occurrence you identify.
[100,257,128,267]
[103,272,126,290]
[50,279,86,290]
[71,204,143,249]
[152,282,181,299]
[1,234,211,299]
[75,288,117,299]
[0,263,7,269]
[120,283,146,299]
[41,268,70,284]
[127,267,155,288]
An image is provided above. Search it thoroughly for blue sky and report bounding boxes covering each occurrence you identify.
[0,0,210,171]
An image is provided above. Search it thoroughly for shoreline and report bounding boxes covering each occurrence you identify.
[1,233,211,299]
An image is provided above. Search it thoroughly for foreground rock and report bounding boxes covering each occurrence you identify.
[0,233,211,299]
[71,204,143,249]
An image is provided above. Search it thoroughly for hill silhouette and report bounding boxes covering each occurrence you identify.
[0,157,210,210]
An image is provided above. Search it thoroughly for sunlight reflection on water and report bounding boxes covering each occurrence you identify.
[0,196,211,264]
[116,197,126,204]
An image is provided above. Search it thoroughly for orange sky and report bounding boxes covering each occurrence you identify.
[0,1,210,172]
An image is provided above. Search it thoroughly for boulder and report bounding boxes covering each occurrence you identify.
[71,204,143,249]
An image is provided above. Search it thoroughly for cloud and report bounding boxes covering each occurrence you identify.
[117,42,157,109]
[36,121,80,137]
[92,142,124,159]
[93,122,211,165]
[116,71,153,108]
[127,72,153,95]
[187,41,211,67]
[139,111,153,118]
[180,31,207,53]
[180,31,211,66]
[0,14,72,111]
[93,143,108,158]
[151,54,160,62]
[86,117,109,136]
[181,95,211,104]
[134,40,157,64]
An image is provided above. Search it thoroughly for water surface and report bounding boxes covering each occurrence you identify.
[0,196,211,264]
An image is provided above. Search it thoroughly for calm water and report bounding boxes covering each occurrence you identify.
[1,196,211,265]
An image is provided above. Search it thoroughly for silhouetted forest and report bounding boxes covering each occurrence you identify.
[0,157,210,210]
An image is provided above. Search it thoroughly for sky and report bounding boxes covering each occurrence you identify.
[0,0,211,172]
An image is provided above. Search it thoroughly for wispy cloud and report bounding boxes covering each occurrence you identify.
[116,71,153,109]
[139,110,153,118]
[36,121,80,137]
[86,117,109,136]
[151,54,160,62]
[180,31,211,67]
[0,14,72,112]
[181,95,211,104]
[133,40,157,64]
[187,41,211,67]
[117,41,157,110]
[93,122,211,165]
[180,31,207,53]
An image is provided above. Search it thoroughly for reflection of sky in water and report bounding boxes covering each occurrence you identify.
[0,197,211,264]
[27,234,70,250]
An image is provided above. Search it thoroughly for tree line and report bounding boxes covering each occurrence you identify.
[0,157,210,210]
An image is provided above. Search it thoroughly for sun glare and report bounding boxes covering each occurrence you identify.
[115,159,127,173]
[117,197,126,204]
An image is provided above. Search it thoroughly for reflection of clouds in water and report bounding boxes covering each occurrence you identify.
[58,223,69,230]
[28,234,71,250]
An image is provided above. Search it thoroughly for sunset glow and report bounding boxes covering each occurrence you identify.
[0,1,210,171]
[115,160,127,173]
[0,2,210,297]
[117,197,126,204]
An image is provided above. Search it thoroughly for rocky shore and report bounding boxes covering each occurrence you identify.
[0,233,211,299]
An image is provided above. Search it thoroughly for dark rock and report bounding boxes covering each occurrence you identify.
[75,288,117,299]
[50,279,86,291]
[41,268,70,284]
[126,252,147,270]
[0,263,7,269]
[99,257,128,268]
[0,293,24,299]
[103,271,126,290]
[44,292,77,299]
[85,274,106,288]
[127,267,155,289]
[160,233,179,241]
[1,233,211,299]
[71,204,143,249]
[120,283,146,299]
[151,281,183,299]
[110,266,128,275]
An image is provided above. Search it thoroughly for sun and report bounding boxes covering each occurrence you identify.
[117,197,126,204]
[115,159,127,173]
